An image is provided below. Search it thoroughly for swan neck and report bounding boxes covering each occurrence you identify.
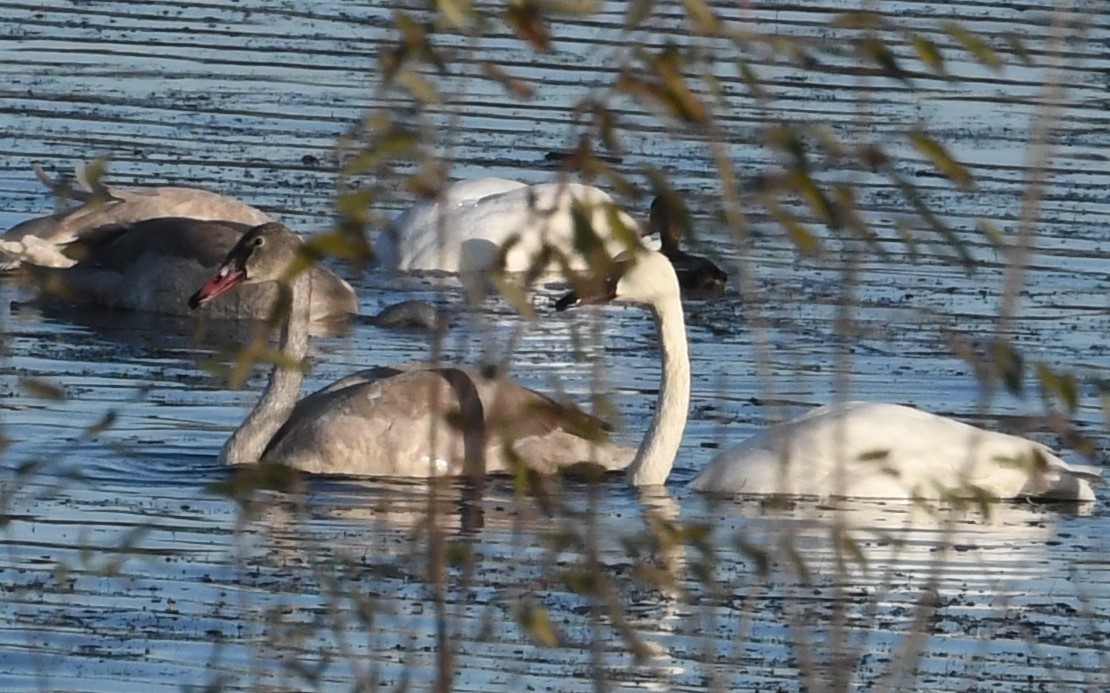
[627,295,690,487]
[220,272,310,465]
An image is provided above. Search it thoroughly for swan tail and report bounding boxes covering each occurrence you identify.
[509,433,634,475]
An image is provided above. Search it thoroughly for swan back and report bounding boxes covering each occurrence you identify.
[382,179,646,275]
[259,365,631,477]
[691,402,1097,501]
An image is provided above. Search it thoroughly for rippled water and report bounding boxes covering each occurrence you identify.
[1,1,1108,690]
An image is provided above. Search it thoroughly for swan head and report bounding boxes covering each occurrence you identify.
[189,222,303,308]
[554,250,681,311]
[649,195,688,253]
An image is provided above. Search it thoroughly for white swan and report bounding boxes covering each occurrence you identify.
[188,222,639,476]
[377,178,652,277]
[554,257,1099,502]
[1,164,273,269]
[690,402,1099,501]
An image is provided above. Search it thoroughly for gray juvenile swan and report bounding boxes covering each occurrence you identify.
[1,164,273,269]
[188,222,637,476]
[26,217,357,322]
[557,260,1099,501]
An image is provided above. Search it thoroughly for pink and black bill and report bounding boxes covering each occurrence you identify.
[188,223,278,309]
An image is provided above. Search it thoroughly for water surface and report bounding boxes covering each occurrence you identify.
[1,1,1108,690]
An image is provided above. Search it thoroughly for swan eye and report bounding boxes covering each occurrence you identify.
[252,236,265,247]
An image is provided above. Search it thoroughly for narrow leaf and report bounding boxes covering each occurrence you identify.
[20,377,65,401]
[682,0,720,34]
[624,0,655,28]
[516,601,559,647]
[942,21,1002,70]
[480,61,535,99]
[910,130,975,190]
[858,37,910,84]
[831,10,884,30]
[1036,363,1078,413]
[912,34,947,76]
[1003,32,1032,65]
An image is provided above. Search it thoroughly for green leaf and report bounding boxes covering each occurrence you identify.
[436,0,473,30]
[893,219,921,259]
[766,201,823,256]
[397,69,441,104]
[976,219,1006,250]
[516,601,560,647]
[624,0,655,28]
[806,124,847,158]
[504,3,552,52]
[682,0,720,34]
[1003,31,1032,65]
[831,10,884,30]
[992,339,1024,396]
[480,61,535,99]
[207,464,304,498]
[766,124,807,170]
[736,60,769,100]
[305,230,366,261]
[342,129,421,174]
[910,130,975,190]
[912,34,947,76]
[1036,363,1078,413]
[858,37,909,84]
[20,377,65,401]
[942,21,1002,70]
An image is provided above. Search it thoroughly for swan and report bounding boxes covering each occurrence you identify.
[649,196,728,299]
[1,164,273,269]
[27,217,357,322]
[376,178,651,277]
[554,257,1099,502]
[188,221,638,475]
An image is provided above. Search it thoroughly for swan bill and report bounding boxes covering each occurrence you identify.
[189,266,245,308]
[553,256,636,311]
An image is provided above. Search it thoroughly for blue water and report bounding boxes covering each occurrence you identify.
[1,0,1108,690]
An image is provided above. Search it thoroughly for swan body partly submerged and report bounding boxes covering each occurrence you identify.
[555,254,1098,502]
[377,178,649,276]
[190,222,635,476]
[1,165,272,269]
[689,401,1099,501]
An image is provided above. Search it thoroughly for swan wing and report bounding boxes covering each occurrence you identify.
[262,366,622,477]
[379,178,527,270]
[25,218,353,320]
[3,185,272,268]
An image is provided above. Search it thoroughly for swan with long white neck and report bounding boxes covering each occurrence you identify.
[557,255,1098,502]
